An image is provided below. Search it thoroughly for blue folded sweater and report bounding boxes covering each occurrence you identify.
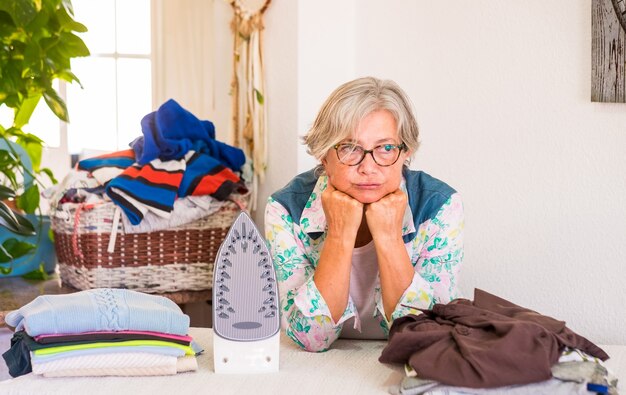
[5,288,190,337]
[131,98,245,170]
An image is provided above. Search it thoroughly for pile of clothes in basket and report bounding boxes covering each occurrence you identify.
[380,289,618,395]
[49,98,248,232]
[2,289,201,378]
[46,99,250,293]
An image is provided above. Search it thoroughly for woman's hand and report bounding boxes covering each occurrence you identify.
[366,189,413,321]
[315,182,364,323]
[321,182,364,240]
[365,189,407,244]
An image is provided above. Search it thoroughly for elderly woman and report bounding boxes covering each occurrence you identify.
[264,77,464,352]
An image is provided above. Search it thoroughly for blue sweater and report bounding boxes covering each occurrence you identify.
[5,288,190,336]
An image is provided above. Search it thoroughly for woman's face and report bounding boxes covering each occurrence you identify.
[322,110,410,204]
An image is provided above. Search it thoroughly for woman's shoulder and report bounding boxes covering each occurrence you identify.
[403,169,461,225]
[268,168,321,221]
[271,169,319,203]
[272,168,320,198]
[403,169,457,198]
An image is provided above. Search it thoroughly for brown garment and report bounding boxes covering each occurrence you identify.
[379,289,609,389]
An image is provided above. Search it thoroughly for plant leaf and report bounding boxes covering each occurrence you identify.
[0,0,37,27]
[16,133,43,171]
[0,167,18,190]
[0,240,13,274]
[24,5,47,35]
[16,184,40,214]
[55,69,81,85]
[43,88,69,122]
[21,264,49,280]
[40,167,57,184]
[14,94,41,128]
[56,5,87,32]
[254,88,264,105]
[56,31,90,58]
[4,126,25,139]
[0,238,36,263]
[0,202,36,235]
[61,0,74,16]
[0,185,16,200]
[13,209,36,235]
[44,44,71,71]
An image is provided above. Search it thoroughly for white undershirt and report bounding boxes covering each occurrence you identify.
[339,241,386,340]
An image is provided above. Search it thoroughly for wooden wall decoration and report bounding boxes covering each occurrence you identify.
[592,0,626,102]
[229,0,271,211]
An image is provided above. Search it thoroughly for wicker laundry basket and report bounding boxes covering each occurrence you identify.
[51,197,246,294]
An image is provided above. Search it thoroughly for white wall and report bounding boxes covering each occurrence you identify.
[296,0,357,173]
[253,0,358,224]
[255,0,299,225]
[259,0,626,345]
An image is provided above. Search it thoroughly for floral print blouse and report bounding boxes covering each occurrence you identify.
[264,170,464,352]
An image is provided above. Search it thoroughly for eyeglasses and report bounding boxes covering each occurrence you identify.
[332,142,407,166]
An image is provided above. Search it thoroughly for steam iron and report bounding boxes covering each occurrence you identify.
[212,211,280,374]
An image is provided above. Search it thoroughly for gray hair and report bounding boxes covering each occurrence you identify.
[303,76,420,162]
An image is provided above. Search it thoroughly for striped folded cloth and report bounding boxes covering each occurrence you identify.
[78,148,246,225]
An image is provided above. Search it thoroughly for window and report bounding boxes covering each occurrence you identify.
[2,0,153,155]
[61,0,153,154]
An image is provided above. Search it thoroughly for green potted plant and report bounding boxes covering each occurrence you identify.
[0,0,89,276]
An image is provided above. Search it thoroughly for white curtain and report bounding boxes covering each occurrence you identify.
[152,0,269,211]
[151,0,216,121]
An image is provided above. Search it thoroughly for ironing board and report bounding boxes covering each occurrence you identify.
[1,328,625,395]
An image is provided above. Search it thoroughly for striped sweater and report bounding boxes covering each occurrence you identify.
[78,149,245,225]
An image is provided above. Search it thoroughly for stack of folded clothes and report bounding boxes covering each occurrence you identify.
[2,288,202,378]
[380,289,618,395]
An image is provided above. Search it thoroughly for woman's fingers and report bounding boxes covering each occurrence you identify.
[365,189,407,241]
[322,182,363,236]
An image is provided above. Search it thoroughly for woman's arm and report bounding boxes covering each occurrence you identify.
[264,196,359,352]
[365,189,415,321]
[372,192,465,331]
[313,182,363,322]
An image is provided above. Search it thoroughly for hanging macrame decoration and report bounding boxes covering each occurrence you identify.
[229,0,271,210]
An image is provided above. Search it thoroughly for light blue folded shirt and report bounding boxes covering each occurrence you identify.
[5,288,190,337]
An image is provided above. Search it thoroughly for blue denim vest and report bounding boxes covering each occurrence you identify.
[271,167,456,244]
